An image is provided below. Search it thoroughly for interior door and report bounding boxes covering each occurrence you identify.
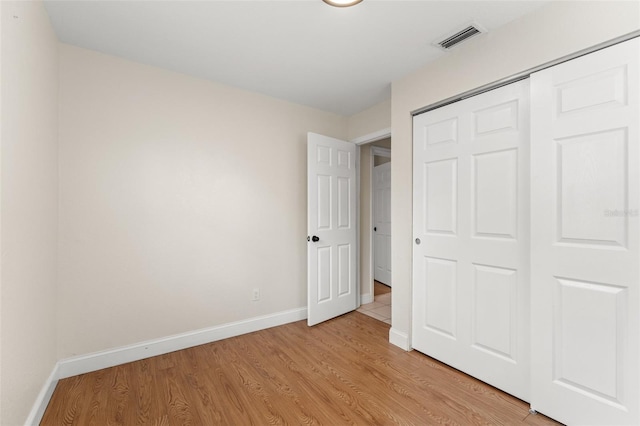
[373,161,392,286]
[530,38,639,425]
[412,80,530,400]
[307,132,357,326]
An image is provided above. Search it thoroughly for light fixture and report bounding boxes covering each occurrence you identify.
[322,0,363,7]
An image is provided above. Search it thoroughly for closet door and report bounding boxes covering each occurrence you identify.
[530,38,639,425]
[412,80,530,400]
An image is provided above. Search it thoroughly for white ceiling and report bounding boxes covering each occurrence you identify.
[43,0,548,116]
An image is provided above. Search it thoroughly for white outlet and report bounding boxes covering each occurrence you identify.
[252,288,260,301]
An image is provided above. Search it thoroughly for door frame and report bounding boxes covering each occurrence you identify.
[351,128,392,304]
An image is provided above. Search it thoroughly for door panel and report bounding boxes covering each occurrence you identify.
[472,264,517,361]
[423,256,457,338]
[557,129,627,246]
[425,159,457,235]
[473,149,517,239]
[530,38,639,425]
[412,79,530,401]
[307,133,357,326]
[373,161,392,285]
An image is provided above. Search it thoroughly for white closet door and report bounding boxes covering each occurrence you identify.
[412,80,530,400]
[530,38,639,425]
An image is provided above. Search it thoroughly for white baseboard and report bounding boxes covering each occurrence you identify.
[57,307,307,379]
[361,293,374,305]
[389,327,410,351]
[24,363,59,426]
[27,307,307,424]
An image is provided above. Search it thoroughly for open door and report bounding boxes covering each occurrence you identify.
[307,132,357,326]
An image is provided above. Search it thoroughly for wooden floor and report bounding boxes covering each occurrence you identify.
[374,280,391,296]
[42,312,559,425]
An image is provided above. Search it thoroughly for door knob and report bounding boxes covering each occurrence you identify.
[415,238,421,245]
[374,227,377,232]
[311,235,320,242]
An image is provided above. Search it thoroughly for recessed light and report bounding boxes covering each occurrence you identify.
[322,0,364,7]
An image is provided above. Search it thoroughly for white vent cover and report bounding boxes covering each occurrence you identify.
[433,22,487,51]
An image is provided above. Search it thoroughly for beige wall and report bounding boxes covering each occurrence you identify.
[372,138,391,150]
[347,98,391,141]
[57,45,347,358]
[0,1,59,424]
[390,1,640,347]
[374,156,390,167]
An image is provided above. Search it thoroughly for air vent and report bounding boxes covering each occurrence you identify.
[433,22,487,51]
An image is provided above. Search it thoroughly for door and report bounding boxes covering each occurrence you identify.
[307,132,358,326]
[412,80,530,400]
[530,38,639,425]
[373,161,392,286]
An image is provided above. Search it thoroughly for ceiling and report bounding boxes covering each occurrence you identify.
[43,0,548,116]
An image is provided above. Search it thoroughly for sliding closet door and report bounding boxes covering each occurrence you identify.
[530,38,639,425]
[412,80,530,400]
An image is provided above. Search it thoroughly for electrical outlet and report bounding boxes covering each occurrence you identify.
[252,288,260,301]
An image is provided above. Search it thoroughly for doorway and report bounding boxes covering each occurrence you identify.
[357,137,391,322]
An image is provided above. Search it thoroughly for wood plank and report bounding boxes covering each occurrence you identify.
[41,312,560,425]
[374,280,391,296]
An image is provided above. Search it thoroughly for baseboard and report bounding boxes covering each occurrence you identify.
[389,327,410,351]
[57,307,307,379]
[24,363,59,426]
[26,307,307,424]
[361,293,374,305]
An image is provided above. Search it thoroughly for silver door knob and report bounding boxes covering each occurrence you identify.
[415,238,421,245]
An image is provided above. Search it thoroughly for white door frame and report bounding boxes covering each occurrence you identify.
[351,128,392,304]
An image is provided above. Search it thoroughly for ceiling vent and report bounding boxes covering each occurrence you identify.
[433,22,487,51]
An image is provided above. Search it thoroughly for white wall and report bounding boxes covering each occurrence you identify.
[0,1,59,424]
[390,1,640,348]
[57,45,347,358]
[347,98,391,141]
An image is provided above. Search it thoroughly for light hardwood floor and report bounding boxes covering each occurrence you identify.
[374,280,391,296]
[41,312,559,425]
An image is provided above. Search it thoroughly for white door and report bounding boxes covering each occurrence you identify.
[307,132,358,326]
[530,38,639,425]
[412,80,530,400]
[373,161,392,286]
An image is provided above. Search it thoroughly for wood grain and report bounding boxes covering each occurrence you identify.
[41,312,560,425]
[374,280,391,296]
